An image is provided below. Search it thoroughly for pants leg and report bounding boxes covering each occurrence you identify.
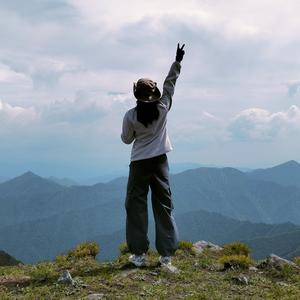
[150,154,178,256]
[125,160,151,255]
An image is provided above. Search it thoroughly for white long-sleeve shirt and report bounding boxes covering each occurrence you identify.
[121,61,181,161]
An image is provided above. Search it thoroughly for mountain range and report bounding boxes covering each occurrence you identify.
[0,160,299,263]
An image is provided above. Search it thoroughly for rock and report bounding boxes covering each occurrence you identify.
[57,270,75,286]
[258,254,299,270]
[83,293,104,300]
[232,274,248,285]
[249,266,258,272]
[161,263,180,274]
[0,275,31,287]
[277,282,290,287]
[119,268,139,278]
[268,254,298,268]
[149,271,159,276]
[193,240,223,254]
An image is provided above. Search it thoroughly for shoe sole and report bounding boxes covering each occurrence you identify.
[128,259,146,267]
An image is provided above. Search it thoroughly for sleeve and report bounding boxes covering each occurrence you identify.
[160,61,181,111]
[121,112,135,144]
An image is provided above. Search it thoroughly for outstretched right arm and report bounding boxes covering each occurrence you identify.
[160,61,181,111]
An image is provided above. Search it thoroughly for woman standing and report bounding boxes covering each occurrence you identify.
[121,43,185,268]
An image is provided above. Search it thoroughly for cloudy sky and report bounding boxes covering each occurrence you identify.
[1,0,300,179]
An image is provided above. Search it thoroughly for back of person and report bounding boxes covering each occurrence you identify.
[121,43,185,269]
[125,102,171,161]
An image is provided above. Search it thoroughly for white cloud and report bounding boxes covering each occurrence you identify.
[0,63,31,84]
[228,105,300,141]
[1,0,300,175]
[0,100,38,126]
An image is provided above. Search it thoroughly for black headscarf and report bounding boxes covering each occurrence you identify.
[135,101,159,128]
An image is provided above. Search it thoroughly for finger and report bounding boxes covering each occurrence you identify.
[177,43,180,50]
[180,44,185,50]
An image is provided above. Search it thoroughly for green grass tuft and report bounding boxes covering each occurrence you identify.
[119,242,130,255]
[293,256,300,266]
[222,241,251,257]
[66,241,99,260]
[178,240,194,251]
[219,254,254,270]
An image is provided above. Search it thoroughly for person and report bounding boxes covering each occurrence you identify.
[121,43,185,268]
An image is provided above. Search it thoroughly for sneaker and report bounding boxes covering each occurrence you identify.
[159,256,179,273]
[128,254,146,267]
[159,256,172,266]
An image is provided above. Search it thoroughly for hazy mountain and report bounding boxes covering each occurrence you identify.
[171,167,300,224]
[248,160,300,188]
[1,207,299,263]
[1,162,300,263]
[47,176,79,187]
[0,176,10,184]
[0,171,65,199]
[0,172,67,227]
[92,210,300,261]
[244,230,300,260]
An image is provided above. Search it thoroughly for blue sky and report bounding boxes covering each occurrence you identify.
[1,0,300,178]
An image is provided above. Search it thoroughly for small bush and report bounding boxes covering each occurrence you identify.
[55,255,70,269]
[178,240,194,251]
[266,264,298,281]
[293,257,300,266]
[222,242,251,257]
[29,262,58,283]
[219,254,254,270]
[119,242,130,255]
[67,241,99,259]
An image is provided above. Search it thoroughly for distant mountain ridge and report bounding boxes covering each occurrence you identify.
[171,166,300,224]
[47,176,79,187]
[0,160,300,263]
[248,160,300,188]
[91,210,300,261]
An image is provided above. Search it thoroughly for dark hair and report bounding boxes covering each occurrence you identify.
[135,101,159,127]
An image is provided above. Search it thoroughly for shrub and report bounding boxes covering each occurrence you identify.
[29,262,58,283]
[178,240,194,251]
[266,264,298,281]
[222,242,251,257]
[119,242,130,255]
[67,241,99,259]
[55,255,70,269]
[219,254,254,270]
[293,257,300,266]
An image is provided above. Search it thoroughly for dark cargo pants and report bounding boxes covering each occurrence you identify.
[125,154,178,256]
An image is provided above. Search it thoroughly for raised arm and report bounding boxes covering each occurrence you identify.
[160,43,185,110]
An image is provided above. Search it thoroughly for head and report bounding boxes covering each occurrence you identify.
[133,78,161,128]
[133,78,161,103]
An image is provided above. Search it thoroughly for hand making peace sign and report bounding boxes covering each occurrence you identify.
[176,43,185,63]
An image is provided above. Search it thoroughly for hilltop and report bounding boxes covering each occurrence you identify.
[0,241,300,299]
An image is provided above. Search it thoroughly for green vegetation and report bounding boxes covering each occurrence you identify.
[66,241,99,259]
[119,242,130,255]
[222,241,251,257]
[294,256,300,266]
[219,254,254,270]
[0,241,300,299]
[0,250,21,266]
[178,240,194,251]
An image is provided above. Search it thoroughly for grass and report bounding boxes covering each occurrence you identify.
[0,241,300,299]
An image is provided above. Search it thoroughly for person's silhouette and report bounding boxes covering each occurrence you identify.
[121,43,185,268]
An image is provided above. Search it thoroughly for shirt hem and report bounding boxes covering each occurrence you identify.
[130,149,172,162]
